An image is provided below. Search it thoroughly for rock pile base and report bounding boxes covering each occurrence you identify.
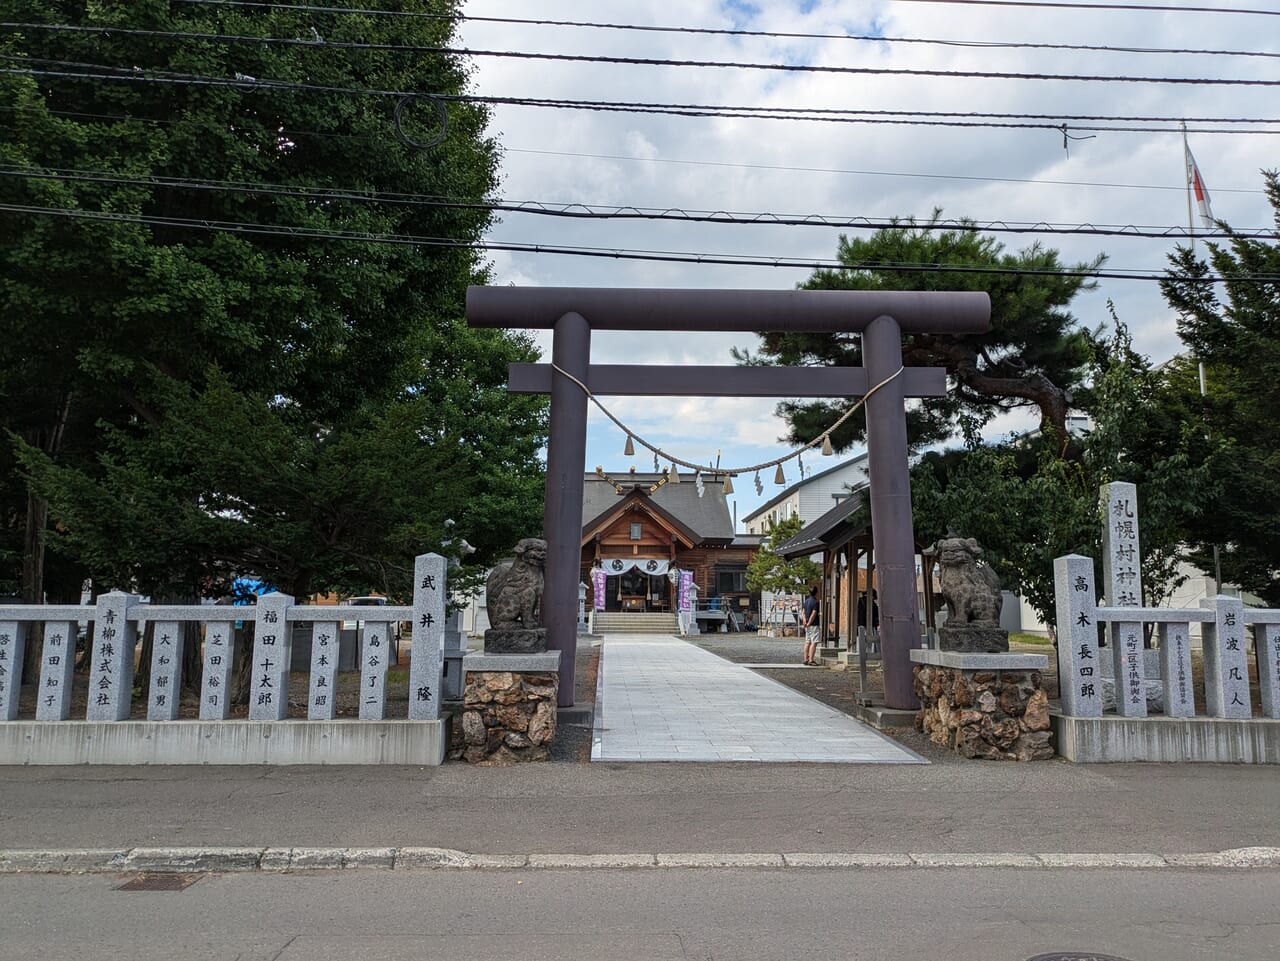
[450,652,561,765]
[912,653,1054,761]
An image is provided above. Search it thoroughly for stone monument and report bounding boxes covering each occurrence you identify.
[929,534,1009,653]
[483,537,548,654]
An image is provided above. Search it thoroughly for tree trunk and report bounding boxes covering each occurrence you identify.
[182,620,204,693]
[230,621,255,706]
[19,392,74,682]
[19,491,48,681]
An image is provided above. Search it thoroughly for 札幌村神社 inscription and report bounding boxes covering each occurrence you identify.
[467,286,991,710]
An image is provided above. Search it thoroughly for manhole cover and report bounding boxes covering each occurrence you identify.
[114,873,202,892]
[1027,954,1136,961]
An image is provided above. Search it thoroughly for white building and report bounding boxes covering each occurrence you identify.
[742,453,869,535]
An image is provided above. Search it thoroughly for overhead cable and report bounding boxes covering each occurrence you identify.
[169,0,1280,23]
[4,202,1276,284]
[1,165,1272,240]
[8,17,1279,61]
[3,66,1278,137]
[9,45,1280,90]
[2,105,1264,195]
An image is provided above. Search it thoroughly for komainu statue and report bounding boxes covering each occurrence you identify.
[927,534,1009,653]
[484,537,548,653]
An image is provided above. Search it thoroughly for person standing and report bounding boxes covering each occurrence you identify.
[802,587,820,666]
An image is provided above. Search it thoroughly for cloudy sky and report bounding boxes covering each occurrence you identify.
[457,0,1277,527]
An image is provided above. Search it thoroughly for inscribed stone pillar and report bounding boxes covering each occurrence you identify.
[308,619,341,720]
[1100,483,1145,718]
[1203,595,1251,719]
[249,592,294,721]
[1113,622,1147,718]
[0,621,26,721]
[1257,623,1280,719]
[200,620,235,720]
[146,620,185,721]
[408,553,446,720]
[87,591,138,721]
[1157,621,1195,718]
[36,620,77,720]
[359,621,390,720]
[1053,555,1103,718]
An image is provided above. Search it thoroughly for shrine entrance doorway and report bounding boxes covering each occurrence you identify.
[467,286,990,709]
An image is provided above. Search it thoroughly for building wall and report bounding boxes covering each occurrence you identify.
[743,455,868,535]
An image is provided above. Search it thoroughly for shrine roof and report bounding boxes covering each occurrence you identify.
[582,472,735,542]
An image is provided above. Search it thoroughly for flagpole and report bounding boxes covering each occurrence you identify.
[1182,122,1224,594]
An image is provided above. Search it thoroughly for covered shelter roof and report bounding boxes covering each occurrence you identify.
[773,487,870,558]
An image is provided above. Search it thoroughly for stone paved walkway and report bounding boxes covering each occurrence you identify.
[591,635,925,763]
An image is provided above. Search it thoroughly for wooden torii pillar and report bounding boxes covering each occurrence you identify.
[467,287,991,709]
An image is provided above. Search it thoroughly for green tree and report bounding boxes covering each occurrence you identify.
[1,2,547,679]
[735,215,1102,451]
[1160,170,1280,604]
[911,320,1213,628]
[746,515,822,595]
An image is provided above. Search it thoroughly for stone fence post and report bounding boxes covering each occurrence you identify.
[408,553,446,721]
[1053,555,1102,718]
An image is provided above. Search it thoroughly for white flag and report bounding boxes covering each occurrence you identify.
[1185,143,1215,228]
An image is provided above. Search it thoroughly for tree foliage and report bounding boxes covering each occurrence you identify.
[746,515,822,595]
[1,2,547,612]
[1160,170,1280,604]
[735,215,1102,451]
[911,320,1213,627]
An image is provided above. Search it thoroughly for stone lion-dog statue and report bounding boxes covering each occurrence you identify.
[486,537,547,630]
[930,535,1003,627]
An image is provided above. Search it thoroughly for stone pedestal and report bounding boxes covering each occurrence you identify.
[937,622,1009,653]
[453,652,560,765]
[483,627,547,654]
[910,650,1053,760]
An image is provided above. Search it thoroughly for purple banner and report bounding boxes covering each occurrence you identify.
[592,568,607,611]
[678,570,694,611]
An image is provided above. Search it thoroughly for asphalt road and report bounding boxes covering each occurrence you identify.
[1,761,1277,855]
[1,866,1275,961]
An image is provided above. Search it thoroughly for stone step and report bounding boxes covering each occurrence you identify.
[591,613,680,635]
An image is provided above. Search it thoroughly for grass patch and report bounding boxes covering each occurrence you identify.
[1009,632,1053,646]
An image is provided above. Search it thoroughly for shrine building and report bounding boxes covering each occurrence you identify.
[581,469,761,624]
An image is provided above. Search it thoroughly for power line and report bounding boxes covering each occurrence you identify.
[3,103,1264,196]
[4,201,1277,284]
[170,0,1280,23]
[2,165,1272,241]
[11,44,1280,91]
[5,64,1278,138]
[503,147,1268,196]
[10,16,1280,62]
[890,0,1280,16]
[323,44,1280,88]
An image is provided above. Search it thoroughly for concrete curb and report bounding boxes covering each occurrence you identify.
[1,846,1277,875]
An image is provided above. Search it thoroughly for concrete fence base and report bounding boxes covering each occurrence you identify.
[1051,713,1280,763]
[0,719,450,766]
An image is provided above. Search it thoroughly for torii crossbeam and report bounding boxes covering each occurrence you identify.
[467,287,992,710]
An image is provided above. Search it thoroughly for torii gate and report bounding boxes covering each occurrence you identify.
[467,287,991,710]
